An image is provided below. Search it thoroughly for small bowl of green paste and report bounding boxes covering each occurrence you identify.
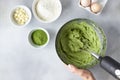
[55,18,107,69]
[29,28,49,48]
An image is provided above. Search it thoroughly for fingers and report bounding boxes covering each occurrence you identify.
[67,64,96,80]
[67,64,84,76]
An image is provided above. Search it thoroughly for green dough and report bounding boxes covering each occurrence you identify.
[31,30,48,46]
[56,20,104,69]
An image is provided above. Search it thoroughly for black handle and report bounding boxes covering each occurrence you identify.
[100,56,120,80]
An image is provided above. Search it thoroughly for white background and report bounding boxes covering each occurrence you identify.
[0,0,120,80]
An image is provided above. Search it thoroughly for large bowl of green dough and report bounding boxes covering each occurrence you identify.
[55,19,106,69]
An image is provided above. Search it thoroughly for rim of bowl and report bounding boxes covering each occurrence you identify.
[10,5,32,27]
[32,0,62,23]
[28,28,50,48]
[55,18,107,69]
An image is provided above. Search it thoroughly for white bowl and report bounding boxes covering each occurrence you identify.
[28,28,50,48]
[32,0,62,23]
[10,5,32,27]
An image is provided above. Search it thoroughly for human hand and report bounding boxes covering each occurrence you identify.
[67,64,96,80]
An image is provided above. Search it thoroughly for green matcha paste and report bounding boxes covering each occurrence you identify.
[31,30,48,46]
[56,20,102,69]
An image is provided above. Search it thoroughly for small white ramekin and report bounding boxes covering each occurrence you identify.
[10,5,32,27]
[28,28,50,48]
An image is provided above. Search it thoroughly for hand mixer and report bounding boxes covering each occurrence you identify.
[90,52,120,80]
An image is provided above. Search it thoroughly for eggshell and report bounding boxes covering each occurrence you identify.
[80,0,91,7]
[90,2,102,13]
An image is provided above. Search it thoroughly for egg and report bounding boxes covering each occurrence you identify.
[80,0,91,7]
[90,2,102,13]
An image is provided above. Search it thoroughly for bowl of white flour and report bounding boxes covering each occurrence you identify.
[32,0,62,23]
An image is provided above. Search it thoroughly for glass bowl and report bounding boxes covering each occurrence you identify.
[55,18,107,69]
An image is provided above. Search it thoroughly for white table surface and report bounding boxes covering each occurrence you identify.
[0,0,120,80]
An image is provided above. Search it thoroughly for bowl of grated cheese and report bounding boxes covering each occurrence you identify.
[10,5,32,27]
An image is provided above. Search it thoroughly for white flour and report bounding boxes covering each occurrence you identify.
[36,0,62,22]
